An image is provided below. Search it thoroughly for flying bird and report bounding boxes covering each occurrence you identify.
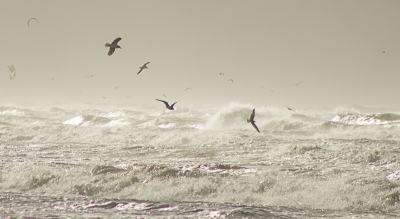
[287,107,296,112]
[259,86,263,89]
[156,99,180,110]
[163,94,167,98]
[105,37,122,56]
[293,81,302,86]
[49,77,54,80]
[27,18,39,27]
[137,62,150,74]
[380,47,391,54]
[270,90,274,92]
[7,65,16,80]
[219,73,224,76]
[184,87,192,91]
[247,108,260,133]
[86,75,95,77]
[228,79,234,83]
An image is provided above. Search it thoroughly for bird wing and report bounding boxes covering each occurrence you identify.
[112,37,121,45]
[137,68,143,74]
[156,99,170,108]
[250,108,256,121]
[27,18,39,27]
[108,47,115,56]
[251,122,260,133]
[171,100,180,108]
[144,62,150,67]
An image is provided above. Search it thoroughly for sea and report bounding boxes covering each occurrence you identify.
[1,102,400,218]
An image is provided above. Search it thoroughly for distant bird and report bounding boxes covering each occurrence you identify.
[156,99,180,110]
[103,96,106,99]
[228,79,234,83]
[163,94,167,98]
[137,62,150,74]
[380,47,391,54]
[185,87,192,91]
[27,18,39,27]
[259,86,263,89]
[49,77,54,80]
[270,90,274,92]
[86,75,95,77]
[219,73,224,76]
[293,81,302,86]
[7,65,16,80]
[247,108,260,133]
[115,86,119,89]
[287,107,296,112]
[105,37,122,56]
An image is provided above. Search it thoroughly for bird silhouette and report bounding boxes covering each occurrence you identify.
[137,62,150,74]
[247,108,260,133]
[156,99,180,110]
[105,37,122,56]
[293,81,302,86]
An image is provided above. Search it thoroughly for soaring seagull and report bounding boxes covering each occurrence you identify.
[105,37,122,56]
[137,62,150,74]
[27,18,39,27]
[156,99,180,110]
[219,73,224,76]
[287,107,296,112]
[247,108,260,133]
[184,87,192,91]
[293,81,302,86]
[8,65,16,80]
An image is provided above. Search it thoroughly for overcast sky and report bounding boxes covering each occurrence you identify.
[1,0,400,108]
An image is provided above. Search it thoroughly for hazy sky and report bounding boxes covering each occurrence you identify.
[1,0,400,108]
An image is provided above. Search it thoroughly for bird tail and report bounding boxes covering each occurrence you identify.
[105,43,111,47]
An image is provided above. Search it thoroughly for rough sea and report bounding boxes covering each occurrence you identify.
[1,102,400,218]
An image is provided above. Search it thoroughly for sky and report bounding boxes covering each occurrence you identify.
[1,0,400,108]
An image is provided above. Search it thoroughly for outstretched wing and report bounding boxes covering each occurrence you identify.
[137,68,143,74]
[108,47,115,56]
[251,122,260,133]
[112,37,121,45]
[171,100,180,108]
[156,99,170,108]
[250,108,256,121]
[143,62,150,67]
[27,18,39,27]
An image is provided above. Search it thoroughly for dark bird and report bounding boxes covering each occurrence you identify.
[219,73,224,76]
[228,79,234,83]
[156,99,180,110]
[380,47,391,53]
[184,87,192,91]
[293,81,302,86]
[163,94,167,98]
[247,108,260,133]
[137,62,150,74]
[105,37,122,56]
[8,65,16,80]
[27,18,39,27]
[287,107,296,112]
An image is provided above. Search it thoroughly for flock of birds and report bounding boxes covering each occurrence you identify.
[7,18,392,134]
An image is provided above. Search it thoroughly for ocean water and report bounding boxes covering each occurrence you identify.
[1,102,400,218]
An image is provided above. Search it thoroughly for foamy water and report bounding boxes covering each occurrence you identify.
[1,103,400,218]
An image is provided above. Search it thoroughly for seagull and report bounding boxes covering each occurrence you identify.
[184,87,192,91]
[247,108,260,133]
[293,81,302,86]
[219,73,224,76]
[380,47,391,54]
[7,65,16,80]
[105,37,122,56]
[228,79,234,83]
[27,18,39,27]
[163,94,167,98]
[156,99,180,110]
[137,62,150,74]
[49,77,54,80]
[287,107,296,112]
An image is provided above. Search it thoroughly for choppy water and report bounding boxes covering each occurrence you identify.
[1,103,400,218]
